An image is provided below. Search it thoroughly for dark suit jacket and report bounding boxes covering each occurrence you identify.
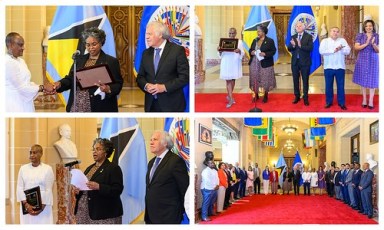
[248,36,276,68]
[287,32,313,66]
[359,169,374,192]
[136,41,189,112]
[57,50,123,112]
[75,159,124,220]
[352,169,363,186]
[293,169,301,183]
[145,151,189,224]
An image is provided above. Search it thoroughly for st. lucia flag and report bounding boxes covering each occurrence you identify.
[164,117,190,224]
[134,6,190,112]
[276,152,287,188]
[99,118,147,224]
[285,6,321,75]
[292,150,303,186]
[46,6,116,106]
[243,6,278,62]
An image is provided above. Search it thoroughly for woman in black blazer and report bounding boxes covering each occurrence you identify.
[74,138,123,224]
[46,27,123,112]
[248,25,277,103]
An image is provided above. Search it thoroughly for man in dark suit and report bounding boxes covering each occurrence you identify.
[136,21,189,112]
[287,21,313,106]
[145,131,189,224]
[352,163,363,210]
[359,162,374,218]
[292,165,301,195]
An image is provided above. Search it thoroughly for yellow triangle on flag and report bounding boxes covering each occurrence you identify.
[47,39,79,79]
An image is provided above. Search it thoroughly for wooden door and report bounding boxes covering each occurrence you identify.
[105,6,143,87]
[272,13,291,55]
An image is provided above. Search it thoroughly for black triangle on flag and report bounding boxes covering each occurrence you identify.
[244,20,272,32]
[109,129,135,164]
[49,18,102,54]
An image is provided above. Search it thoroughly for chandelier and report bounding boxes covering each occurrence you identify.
[281,118,298,135]
[284,139,295,150]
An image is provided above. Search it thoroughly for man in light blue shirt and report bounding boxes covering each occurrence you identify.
[319,27,351,110]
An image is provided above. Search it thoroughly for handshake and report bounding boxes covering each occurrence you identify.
[40,82,61,95]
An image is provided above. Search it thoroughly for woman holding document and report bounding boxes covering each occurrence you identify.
[45,27,123,112]
[248,25,276,103]
[74,138,123,224]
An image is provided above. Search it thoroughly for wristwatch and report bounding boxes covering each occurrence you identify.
[39,85,45,92]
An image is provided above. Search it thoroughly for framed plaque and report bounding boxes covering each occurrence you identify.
[218,38,238,52]
[22,186,42,215]
[76,64,114,89]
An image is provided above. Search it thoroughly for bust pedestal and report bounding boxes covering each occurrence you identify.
[195,38,205,84]
[56,164,76,224]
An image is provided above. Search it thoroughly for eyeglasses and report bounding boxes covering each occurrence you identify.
[92,147,104,153]
[85,42,99,48]
[29,151,40,154]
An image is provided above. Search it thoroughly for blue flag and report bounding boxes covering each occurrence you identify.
[99,118,147,224]
[292,150,303,186]
[285,6,321,75]
[134,6,190,111]
[244,118,263,127]
[311,127,326,137]
[317,118,335,125]
[47,6,116,105]
[243,6,279,62]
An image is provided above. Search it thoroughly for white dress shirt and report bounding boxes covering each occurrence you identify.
[201,167,219,190]
[319,37,351,70]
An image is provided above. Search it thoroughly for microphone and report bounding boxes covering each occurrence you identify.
[64,160,81,167]
[72,50,81,59]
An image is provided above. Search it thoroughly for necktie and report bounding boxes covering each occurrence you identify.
[150,157,161,181]
[297,34,301,58]
[154,48,161,73]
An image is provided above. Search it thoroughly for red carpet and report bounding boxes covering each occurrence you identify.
[200,194,378,224]
[195,93,379,112]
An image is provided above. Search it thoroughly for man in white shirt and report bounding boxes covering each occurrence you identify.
[319,27,351,110]
[200,160,219,221]
[302,167,312,196]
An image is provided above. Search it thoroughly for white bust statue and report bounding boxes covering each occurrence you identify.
[54,124,78,163]
[366,153,378,170]
[323,162,329,172]
[195,14,202,37]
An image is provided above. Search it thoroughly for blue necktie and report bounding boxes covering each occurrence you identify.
[150,157,161,181]
[154,48,161,73]
[297,34,302,58]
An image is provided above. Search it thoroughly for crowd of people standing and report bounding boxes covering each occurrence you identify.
[200,160,376,221]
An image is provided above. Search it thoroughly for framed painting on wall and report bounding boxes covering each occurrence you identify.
[198,124,212,146]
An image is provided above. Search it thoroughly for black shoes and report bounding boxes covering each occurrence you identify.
[304,100,309,106]
[368,105,374,110]
[339,105,347,110]
[292,98,300,104]
[324,103,332,108]
[262,92,268,103]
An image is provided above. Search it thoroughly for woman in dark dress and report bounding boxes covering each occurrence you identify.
[282,167,293,194]
[74,138,123,224]
[248,25,277,103]
[46,27,123,112]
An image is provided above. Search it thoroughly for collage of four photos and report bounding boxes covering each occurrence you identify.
[3,2,381,227]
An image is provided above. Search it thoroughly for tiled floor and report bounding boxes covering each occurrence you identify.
[196,54,364,95]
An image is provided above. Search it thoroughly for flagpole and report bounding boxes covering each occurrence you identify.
[72,53,78,111]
